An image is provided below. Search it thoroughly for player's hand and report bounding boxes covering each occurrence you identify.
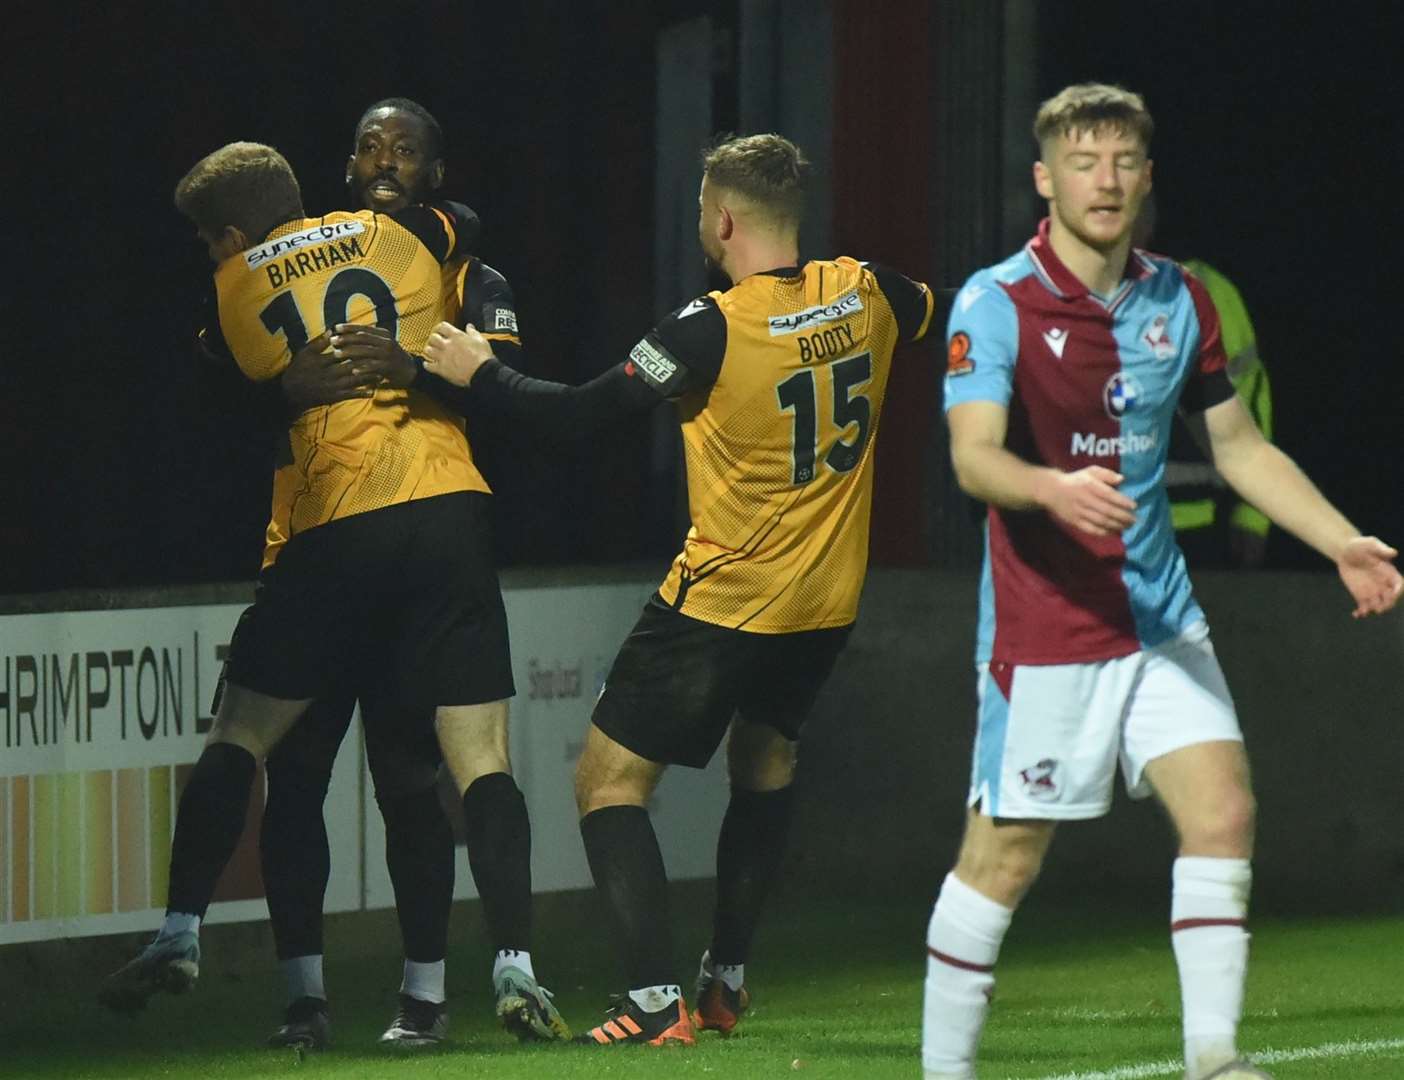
[282,332,375,411]
[330,323,418,389]
[1037,466,1137,536]
[1336,536,1403,618]
[422,321,494,387]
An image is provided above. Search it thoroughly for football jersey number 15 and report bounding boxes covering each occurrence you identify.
[776,352,873,485]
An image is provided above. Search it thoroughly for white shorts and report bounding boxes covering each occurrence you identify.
[967,623,1241,820]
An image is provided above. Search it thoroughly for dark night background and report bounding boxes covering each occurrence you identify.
[4,1,1400,597]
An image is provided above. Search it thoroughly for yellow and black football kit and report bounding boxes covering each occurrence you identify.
[212,204,490,569]
[214,202,514,710]
[205,239,531,813]
[655,258,934,632]
[457,257,933,765]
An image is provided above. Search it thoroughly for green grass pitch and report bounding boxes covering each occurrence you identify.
[3,882,1400,1078]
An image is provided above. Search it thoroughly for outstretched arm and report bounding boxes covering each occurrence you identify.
[1204,394,1401,617]
[420,321,660,432]
[947,400,1137,536]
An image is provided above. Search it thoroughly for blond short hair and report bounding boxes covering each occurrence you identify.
[702,133,809,228]
[174,141,303,241]
[1033,83,1153,152]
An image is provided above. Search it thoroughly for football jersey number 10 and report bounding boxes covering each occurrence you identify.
[776,352,873,485]
[258,267,400,352]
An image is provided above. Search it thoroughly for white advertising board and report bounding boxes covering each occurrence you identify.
[1,579,730,947]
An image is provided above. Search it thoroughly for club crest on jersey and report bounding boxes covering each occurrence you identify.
[1143,313,1176,360]
[768,290,863,336]
[1018,758,1060,801]
[1102,372,1142,418]
[947,332,974,377]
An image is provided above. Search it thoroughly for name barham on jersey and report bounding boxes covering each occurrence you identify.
[245,221,369,289]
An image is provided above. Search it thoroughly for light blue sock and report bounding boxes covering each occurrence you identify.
[283,954,326,1003]
[402,959,446,1004]
[159,912,200,939]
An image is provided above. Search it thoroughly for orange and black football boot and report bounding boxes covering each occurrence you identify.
[692,972,750,1035]
[577,993,696,1046]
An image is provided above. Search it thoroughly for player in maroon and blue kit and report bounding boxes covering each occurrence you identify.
[921,83,1401,1080]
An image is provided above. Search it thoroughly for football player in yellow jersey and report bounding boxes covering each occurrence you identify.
[417,134,933,1045]
[100,141,567,1045]
[235,100,560,1051]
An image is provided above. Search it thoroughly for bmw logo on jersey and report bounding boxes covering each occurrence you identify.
[1102,372,1142,419]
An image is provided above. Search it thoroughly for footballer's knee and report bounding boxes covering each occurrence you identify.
[574,723,661,816]
[207,681,310,760]
[1179,785,1257,857]
[727,720,796,791]
[954,812,1054,907]
[434,701,511,795]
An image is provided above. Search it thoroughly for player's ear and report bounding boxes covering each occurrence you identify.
[209,224,249,261]
[225,225,249,253]
[345,155,354,185]
[1033,160,1053,201]
[428,159,445,191]
[718,206,735,242]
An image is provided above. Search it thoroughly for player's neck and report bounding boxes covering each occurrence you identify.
[726,240,800,284]
[1046,216,1131,298]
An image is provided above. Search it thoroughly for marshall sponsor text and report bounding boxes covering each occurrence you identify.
[1069,430,1158,458]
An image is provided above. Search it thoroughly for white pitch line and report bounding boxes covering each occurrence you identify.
[1029,1036,1404,1080]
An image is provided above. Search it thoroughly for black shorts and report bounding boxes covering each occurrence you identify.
[226,492,514,721]
[591,596,852,768]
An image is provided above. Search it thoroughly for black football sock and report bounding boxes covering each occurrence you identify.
[579,804,674,989]
[711,785,795,966]
[381,783,456,963]
[462,772,532,953]
[165,742,258,919]
[260,759,332,960]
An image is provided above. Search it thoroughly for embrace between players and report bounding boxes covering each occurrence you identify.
[101,87,1400,1079]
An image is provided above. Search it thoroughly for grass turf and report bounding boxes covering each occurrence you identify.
[1,882,1400,1079]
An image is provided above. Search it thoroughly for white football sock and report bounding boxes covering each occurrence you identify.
[922,872,1013,1077]
[159,912,200,939]
[628,984,681,1012]
[1171,856,1251,1079]
[283,954,326,1003]
[698,946,744,990]
[401,958,446,1004]
[493,948,534,981]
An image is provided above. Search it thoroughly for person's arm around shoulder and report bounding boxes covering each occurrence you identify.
[1202,397,1401,617]
[419,321,658,432]
[419,294,725,431]
[947,401,1136,536]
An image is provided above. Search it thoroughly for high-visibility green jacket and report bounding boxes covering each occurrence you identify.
[1167,259,1272,537]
